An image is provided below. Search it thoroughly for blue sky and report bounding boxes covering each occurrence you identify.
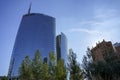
[0,0,120,76]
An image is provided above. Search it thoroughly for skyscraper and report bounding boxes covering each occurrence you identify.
[8,8,56,78]
[56,32,68,80]
[114,42,120,53]
[56,32,68,65]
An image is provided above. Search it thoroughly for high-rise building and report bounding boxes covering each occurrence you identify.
[8,7,56,78]
[56,32,68,65]
[114,42,120,53]
[113,42,120,61]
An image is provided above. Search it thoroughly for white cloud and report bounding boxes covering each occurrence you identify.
[69,28,101,34]
[68,8,120,50]
[94,8,118,19]
[70,8,120,37]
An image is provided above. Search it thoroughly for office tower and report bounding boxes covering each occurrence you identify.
[56,32,68,65]
[8,7,56,78]
[113,42,120,55]
[114,42,120,52]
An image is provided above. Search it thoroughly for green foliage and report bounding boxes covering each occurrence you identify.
[68,49,83,80]
[32,50,42,80]
[19,50,72,80]
[55,59,66,80]
[49,52,56,80]
[41,63,50,80]
[82,48,120,80]
[49,51,56,62]
[19,50,67,80]
[1,76,7,80]
[19,56,33,80]
[82,48,93,80]
[98,53,120,80]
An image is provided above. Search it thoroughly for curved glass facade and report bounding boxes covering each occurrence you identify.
[56,32,68,65]
[56,32,68,80]
[8,13,56,77]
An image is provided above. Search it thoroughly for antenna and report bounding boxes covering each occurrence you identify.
[28,2,32,14]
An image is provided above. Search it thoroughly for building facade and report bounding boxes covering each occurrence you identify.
[8,13,56,78]
[114,42,120,54]
[113,42,120,60]
[56,32,68,65]
[91,40,114,63]
[91,40,120,63]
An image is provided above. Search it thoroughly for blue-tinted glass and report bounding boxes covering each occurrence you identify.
[60,33,68,65]
[8,13,56,77]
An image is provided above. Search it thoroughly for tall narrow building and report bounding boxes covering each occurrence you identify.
[8,7,56,78]
[56,32,68,65]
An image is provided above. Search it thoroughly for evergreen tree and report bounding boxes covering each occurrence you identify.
[82,48,93,80]
[32,50,42,80]
[1,76,7,80]
[55,59,66,80]
[82,47,120,80]
[19,56,33,80]
[49,52,56,80]
[68,49,83,80]
[41,62,50,80]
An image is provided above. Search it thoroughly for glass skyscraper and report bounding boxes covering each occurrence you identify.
[56,32,68,80]
[8,12,56,78]
[56,32,68,65]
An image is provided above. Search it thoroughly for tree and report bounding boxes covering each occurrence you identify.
[41,62,50,80]
[82,48,94,80]
[82,47,120,80]
[68,49,83,80]
[82,56,93,80]
[1,76,7,80]
[49,52,56,80]
[32,50,42,80]
[55,59,66,80]
[19,56,33,80]
[19,50,42,80]
[96,51,120,80]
